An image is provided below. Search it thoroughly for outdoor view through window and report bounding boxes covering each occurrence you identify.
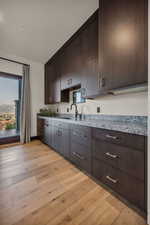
[0,76,20,138]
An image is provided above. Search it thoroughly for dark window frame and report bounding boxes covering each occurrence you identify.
[73,89,86,104]
[0,71,22,144]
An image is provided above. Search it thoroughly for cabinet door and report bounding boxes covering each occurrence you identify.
[60,48,70,90]
[99,0,148,90]
[52,61,61,103]
[81,12,99,97]
[43,123,51,146]
[45,58,61,104]
[61,129,70,159]
[48,123,53,147]
[92,159,145,210]
[37,118,44,141]
[70,125,91,173]
[45,63,53,104]
[70,142,91,173]
[52,126,59,151]
[60,35,82,90]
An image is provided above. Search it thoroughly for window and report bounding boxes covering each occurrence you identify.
[73,89,86,104]
[0,72,22,138]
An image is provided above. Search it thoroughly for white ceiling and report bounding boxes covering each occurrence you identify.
[0,0,98,63]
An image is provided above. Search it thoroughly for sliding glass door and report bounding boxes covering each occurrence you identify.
[0,72,22,142]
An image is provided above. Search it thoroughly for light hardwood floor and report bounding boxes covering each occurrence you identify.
[0,140,147,225]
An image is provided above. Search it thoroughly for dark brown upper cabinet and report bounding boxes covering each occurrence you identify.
[60,35,82,90]
[98,0,148,91]
[45,0,148,103]
[45,56,69,104]
[81,11,99,98]
[45,57,61,104]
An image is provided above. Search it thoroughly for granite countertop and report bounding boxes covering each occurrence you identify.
[38,115,147,136]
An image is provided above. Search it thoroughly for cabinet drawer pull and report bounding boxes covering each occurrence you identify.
[101,77,105,87]
[106,176,118,184]
[98,74,105,88]
[73,152,84,160]
[105,152,118,159]
[98,73,101,88]
[106,134,118,140]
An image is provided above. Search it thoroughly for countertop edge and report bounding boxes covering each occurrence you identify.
[37,115,147,137]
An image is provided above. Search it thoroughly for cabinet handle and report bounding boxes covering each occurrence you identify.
[106,134,118,140]
[67,79,72,85]
[98,73,101,88]
[101,77,105,87]
[98,74,105,88]
[106,176,118,184]
[73,152,85,160]
[105,152,118,159]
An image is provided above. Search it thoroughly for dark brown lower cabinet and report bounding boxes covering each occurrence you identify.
[70,124,91,173]
[37,117,147,213]
[70,141,91,173]
[92,129,146,212]
[92,158,145,210]
[51,123,70,159]
[51,125,60,150]
[43,120,52,146]
[93,139,144,181]
[37,117,44,141]
[61,128,70,158]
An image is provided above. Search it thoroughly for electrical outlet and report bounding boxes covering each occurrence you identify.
[67,108,69,113]
[97,107,100,113]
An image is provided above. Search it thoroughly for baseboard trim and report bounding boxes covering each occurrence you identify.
[0,136,40,145]
[31,136,40,140]
[0,136,20,145]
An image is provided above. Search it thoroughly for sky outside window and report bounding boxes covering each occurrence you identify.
[0,77,19,105]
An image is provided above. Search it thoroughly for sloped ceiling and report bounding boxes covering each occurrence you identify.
[0,0,98,63]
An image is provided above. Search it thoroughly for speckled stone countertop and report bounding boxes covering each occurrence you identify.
[38,115,147,136]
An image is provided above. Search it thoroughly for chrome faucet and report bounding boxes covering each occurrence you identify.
[70,103,79,120]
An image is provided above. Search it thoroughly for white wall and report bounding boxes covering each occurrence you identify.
[0,52,44,137]
[48,91,148,116]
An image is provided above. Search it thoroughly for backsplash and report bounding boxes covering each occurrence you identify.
[46,91,148,116]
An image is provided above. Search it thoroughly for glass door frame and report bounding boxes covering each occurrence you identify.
[0,71,22,144]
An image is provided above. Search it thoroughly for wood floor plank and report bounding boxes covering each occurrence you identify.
[0,140,147,225]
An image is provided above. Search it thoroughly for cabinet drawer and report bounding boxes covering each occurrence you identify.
[92,159,145,210]
[93,128,145,151]
[71,125,91,146]
[70,142,91,173]
[93,140,144,181]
